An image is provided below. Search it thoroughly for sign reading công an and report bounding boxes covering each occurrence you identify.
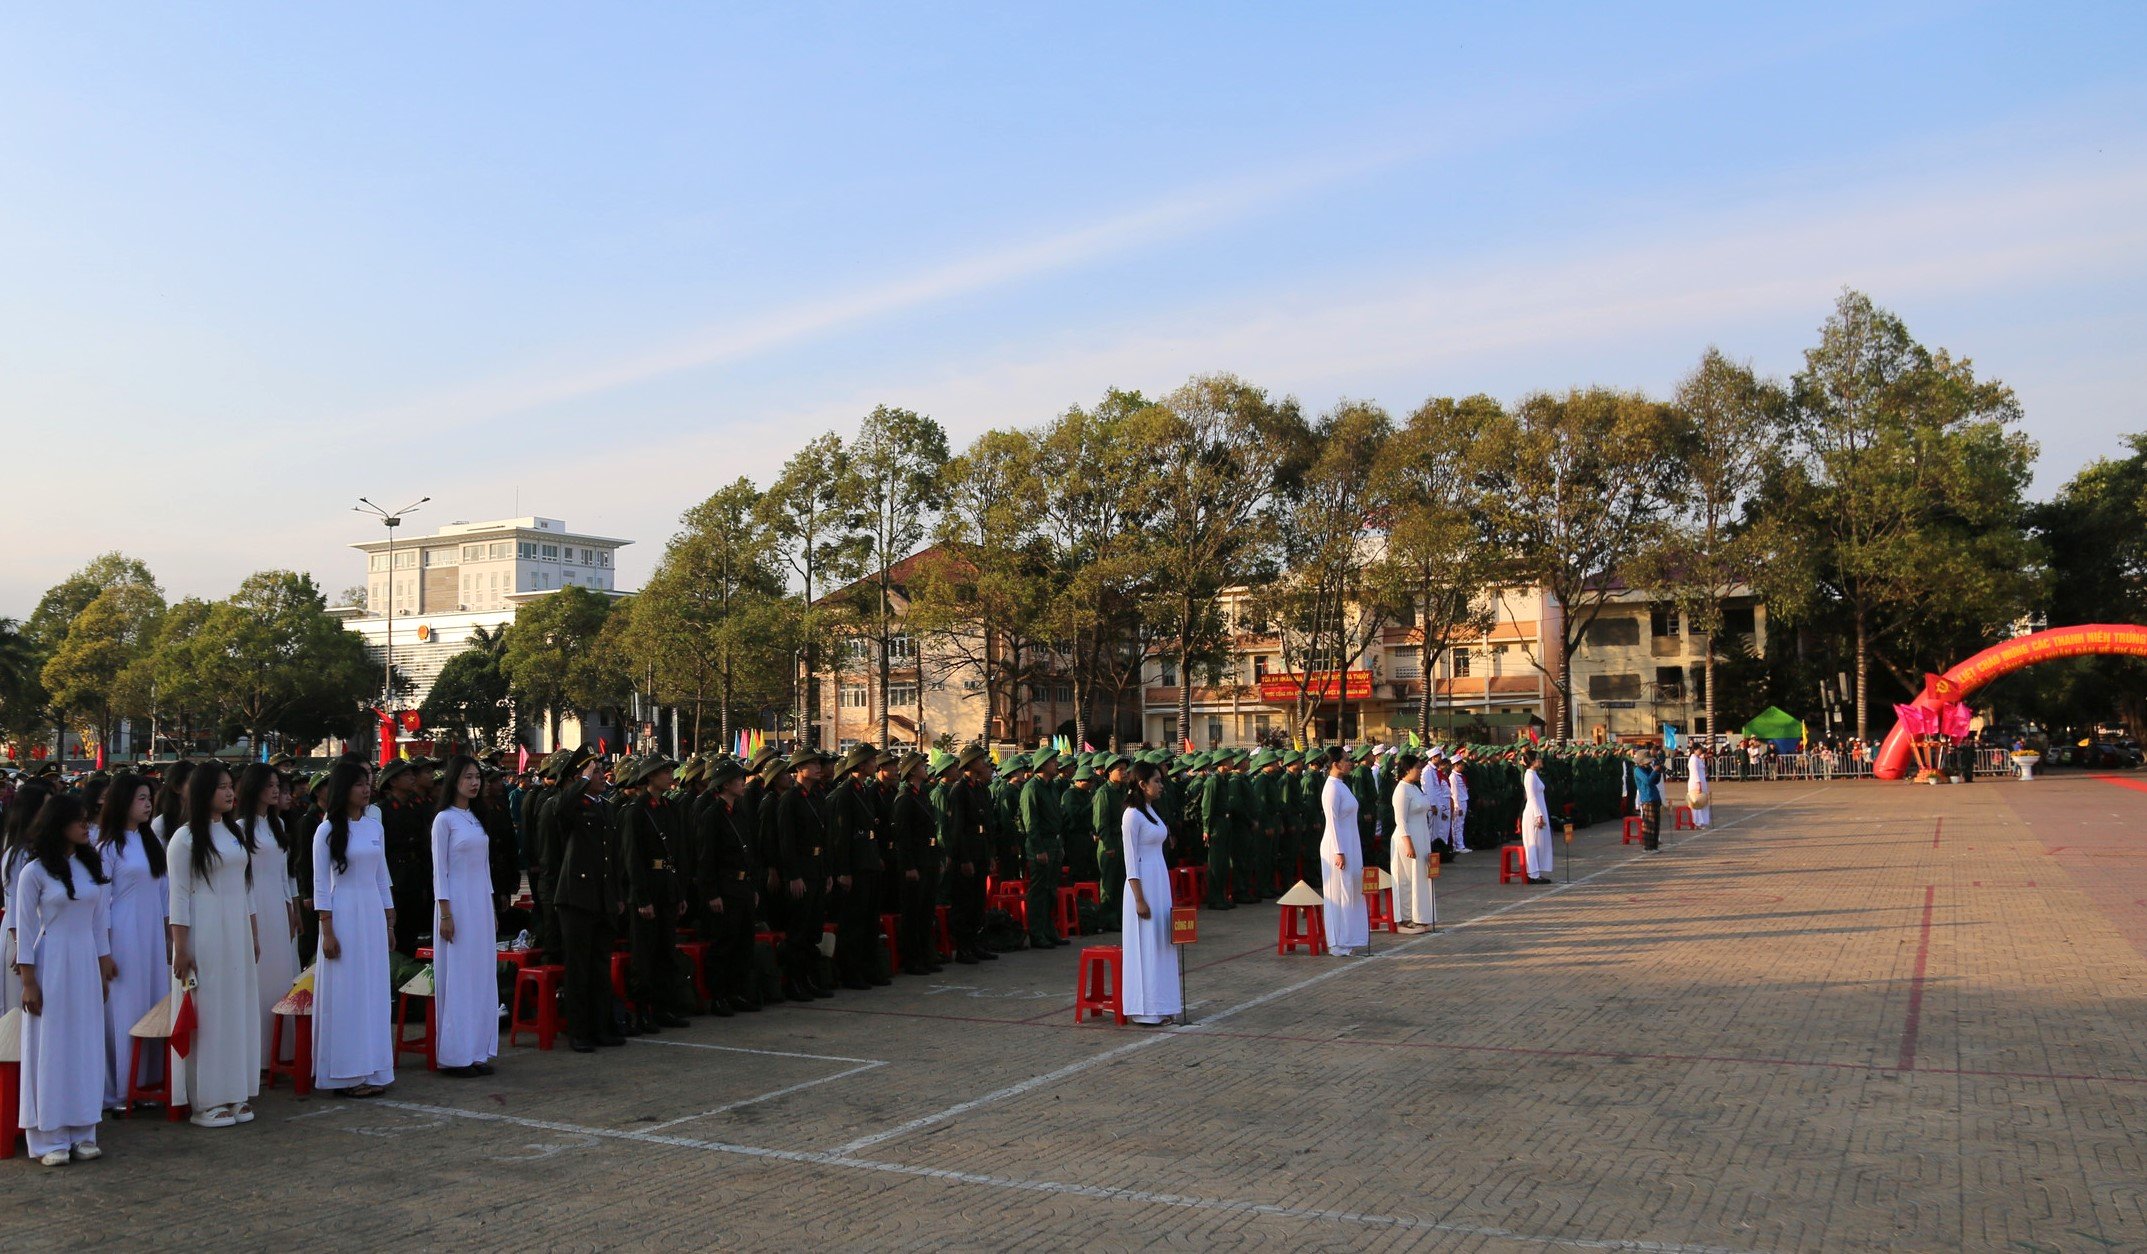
[1170,905,1198,945]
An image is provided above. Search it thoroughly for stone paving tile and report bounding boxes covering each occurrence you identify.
[5,777,2147,1251]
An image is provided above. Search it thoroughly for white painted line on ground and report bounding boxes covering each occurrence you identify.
[640,1060,887,1132]
[827,785,1833,1156]
[628,1036,884,1065]
[372,1097,1752,1253]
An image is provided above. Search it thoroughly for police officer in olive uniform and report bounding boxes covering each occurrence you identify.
[889,751,943,974]
[1021,751,1066,948]
[946,745,998,963]
[692,758,761,1013]
[776,748,836,1000]
[617,756,694,1032]
[551,752,623,1052]
[1200,753,1236,909]
[377,760,431,954]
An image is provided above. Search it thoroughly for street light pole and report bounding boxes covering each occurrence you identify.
[355,496,430,753]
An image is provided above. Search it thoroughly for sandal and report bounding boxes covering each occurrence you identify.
[233,1103,255,1124]
[190,1105,238,1128]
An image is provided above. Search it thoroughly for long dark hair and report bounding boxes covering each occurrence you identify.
[184,762,247,886]
[29,794,106,900]
[1127,761,1163,824]
[323,759,370,877]
[3,781,51,861]
[95,772,166,879]
[235,763,287,853]
[433,754,481,815]
[155,761,195,837]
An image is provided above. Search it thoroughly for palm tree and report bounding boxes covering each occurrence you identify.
[468,623,510,657]
[0,617,40,739]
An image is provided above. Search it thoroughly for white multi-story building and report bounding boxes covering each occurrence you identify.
[335,516,631,716]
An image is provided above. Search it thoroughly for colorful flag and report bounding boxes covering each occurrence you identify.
[1663,724,1678,751]
[516,745,529,774]
[1799,720,1809,749]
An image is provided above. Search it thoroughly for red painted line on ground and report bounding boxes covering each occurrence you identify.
[1931,817,1943,849]
[1897,885,1937,1072]
[2088,774,2147,794]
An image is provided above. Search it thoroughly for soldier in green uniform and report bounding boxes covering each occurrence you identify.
[889,751,943,975]
[776,748,835,1001]
[1093,756,1129,919]
[945,745,998,963]
[1250,750,1285,899]
[616,756,693,1033]
[691,758,761,1013]
[552,751,622,1052]
[991,754,1026,881]
[753,755,792,933]
[1020,751,1066,949]
[1061,760,1099,887]
[1200,753,1235,909]
[828,744,890,990]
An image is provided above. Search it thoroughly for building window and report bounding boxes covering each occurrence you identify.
[1206,717,1224,747]
[369,554,388,572]
[1450,648,1471,677]
[1162,717,1178,747]
[1583,617,1640,647]
[1055,685,1071,702]
[1253,654,1269,680]
[489,542,510,559]
[886,634,916,663]
[1159,660,1177,686]
[1722,604,1757,637]
[392,550,417,569]
[1587,673,1644,701]
[1651,605,1681,638]
[842,638,870,663]
[886,683,918,707]
[597,551,610,568]
[1655,666,1685,701]
[840,684,869,709]
[518,542,536,559]
[540,544,558,560]
[1390,646,1420,680]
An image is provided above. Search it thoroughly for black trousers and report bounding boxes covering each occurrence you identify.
[897,865,939,969]
[779,885,826,987]
[835,870,884,982]
[557,905,617,1043]
[949,861,987,952]
[1025,853,1061,944]
[629,903,689,1015]
[534,875,563,956]
[703,894,756,1003]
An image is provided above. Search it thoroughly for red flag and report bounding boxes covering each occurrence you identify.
[1182,737,1196,753]
[598,737,607,756]
[516,745,529,774]
[169,988,199,1059]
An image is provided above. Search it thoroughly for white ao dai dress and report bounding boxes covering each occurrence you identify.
[1389,780,1435,927]
[1117,802,1180,1021]
[98,827,169,1109]
[1320,775,1369,953]
[430,806,498,1068]
[312,809,395,1090]
[15,860,111,1156]
[167,822,261,1112]
[1686,751,1712,828]
[245,823,301,1065]
[1520,766,1552,878]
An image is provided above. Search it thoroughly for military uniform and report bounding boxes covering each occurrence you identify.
[378,763,431,955]
[1200,758,1235,909]
[889,755,943,973]
[692,764,761,1012]
[617,759,693,1030]
[776,754,835,997]
[828,748,890,989]
[945,747,997,963]
[1020,757,1066,948]
[1093,764,1128,920]
[551,766,623,1050]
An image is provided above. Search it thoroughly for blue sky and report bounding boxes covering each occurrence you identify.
[3,2,2143,613]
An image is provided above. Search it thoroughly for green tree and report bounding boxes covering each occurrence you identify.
[1765,289,2039,739]
[1643,349,1787,741]
[759,432,868,745]
[1141,374,1308,751]
[1370,394,1501,741]
[40,582,167,754]
[1474,386,1685,739]
[419,648,511,748]
[0,618,40,743]
[122,597,215,755]
[191,571,372,751]
[909,429,1054,745]
[627,479,794,749]
[502,584,618,746]
[851,405,948,745]
[20,553,159,756]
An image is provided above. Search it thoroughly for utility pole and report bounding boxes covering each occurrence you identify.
[355,496,429,756]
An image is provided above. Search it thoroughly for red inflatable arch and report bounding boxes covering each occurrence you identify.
[1872,623,2147,780]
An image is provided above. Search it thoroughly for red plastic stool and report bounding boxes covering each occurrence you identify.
[1053,886,1082,939]
[1622,816,1641,844]
[990,885,1029,932]
[266,1012,314,1096]
[878,914,902,973]
[395,993,437,1071]
[934,905,955,960]
[0,1060,19,1159]
[124,1035,185,1120]
[510,963,565,1051]
[1500,845,1528,884]
[1072,881,1100,906]
[1366,885,1396,934]
[676,940,713,1004]
[609,950,635,1014]
[1277,903,1328,956]
[1074,945,1125,1024]
[754,930,781,948]
[1674,805,1695,831]
[1171,866,1207,907]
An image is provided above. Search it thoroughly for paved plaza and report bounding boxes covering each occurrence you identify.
[10,775,2147,1251]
